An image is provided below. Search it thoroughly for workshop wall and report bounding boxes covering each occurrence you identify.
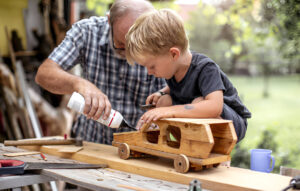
[0,0,28,56]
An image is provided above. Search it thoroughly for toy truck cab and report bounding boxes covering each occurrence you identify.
[112,118,237,173]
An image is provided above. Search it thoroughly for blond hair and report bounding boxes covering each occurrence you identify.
[126,9,189,65]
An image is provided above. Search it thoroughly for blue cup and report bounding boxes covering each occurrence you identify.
[250,149,275,173]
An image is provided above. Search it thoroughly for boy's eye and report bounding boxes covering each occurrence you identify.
[150,66,155,70]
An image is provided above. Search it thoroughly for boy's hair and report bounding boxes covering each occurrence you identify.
[126,9,189,65]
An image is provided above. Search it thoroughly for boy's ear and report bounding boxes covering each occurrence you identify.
[169,47,180,60]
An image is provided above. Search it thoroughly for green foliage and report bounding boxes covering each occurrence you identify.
[186,0,299,74]
[188,4,232,71]
[152,1,177,10]
[260,0,300,71]
[231,144,250,169]
[86,0,114,16]
[230,75,300,171]
[257,129,278,152]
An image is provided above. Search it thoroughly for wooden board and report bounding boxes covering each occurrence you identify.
[0,145,94,165]
[0,145,188,191]
[58,146,83,153]
[42,168,188,191]
[3,151,40,157]
[19,141,291,191]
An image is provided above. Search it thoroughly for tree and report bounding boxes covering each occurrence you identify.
[260,0,300,73]
[188,3,232,71]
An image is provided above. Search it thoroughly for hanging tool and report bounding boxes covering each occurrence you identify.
[0,159,107,175]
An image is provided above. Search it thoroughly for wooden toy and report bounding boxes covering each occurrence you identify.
[112,118,237,173]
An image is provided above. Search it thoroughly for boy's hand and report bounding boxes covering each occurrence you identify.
[136,119,145,130]
[140,107,174,124]
[145,92,163,106]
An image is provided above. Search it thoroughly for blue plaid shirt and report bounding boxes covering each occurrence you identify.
[49,16,166,144]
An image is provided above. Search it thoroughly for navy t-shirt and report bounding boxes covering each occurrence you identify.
[166,52,251,119]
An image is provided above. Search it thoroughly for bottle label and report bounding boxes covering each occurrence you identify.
[97,110,117,127]
[68,92,122,128]
[108,110,117,127]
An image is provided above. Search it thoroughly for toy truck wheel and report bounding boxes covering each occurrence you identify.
[174,154,190,173]
[118,143,130,159]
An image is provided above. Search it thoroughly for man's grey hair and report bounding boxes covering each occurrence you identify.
[109,0,154,25]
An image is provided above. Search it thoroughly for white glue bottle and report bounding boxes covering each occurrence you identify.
[67,92,135,130]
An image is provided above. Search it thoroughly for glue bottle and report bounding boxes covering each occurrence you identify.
[67,92,135,130]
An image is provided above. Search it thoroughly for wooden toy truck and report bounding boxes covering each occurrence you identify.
[112,118,237,173]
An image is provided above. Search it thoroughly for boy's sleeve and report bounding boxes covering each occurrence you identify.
[198,62,225,97]
[48,22,87,71]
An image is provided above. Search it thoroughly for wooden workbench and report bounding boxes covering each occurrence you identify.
[15,141,291,191]
[0,145,188,191]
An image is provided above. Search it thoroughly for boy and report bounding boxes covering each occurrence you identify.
[125,9,251,142]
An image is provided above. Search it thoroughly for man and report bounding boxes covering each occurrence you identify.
[35,0,166,144]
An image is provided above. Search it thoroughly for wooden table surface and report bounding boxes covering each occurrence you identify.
[11,140,293,191]
[0,144,189,191]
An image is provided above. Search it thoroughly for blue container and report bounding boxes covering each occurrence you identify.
[250,149,275,173]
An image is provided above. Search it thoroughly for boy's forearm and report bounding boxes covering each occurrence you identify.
[169,90,224,118]
[170,100,223,118]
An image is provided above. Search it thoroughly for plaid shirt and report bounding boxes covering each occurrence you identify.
[49,17,166,144]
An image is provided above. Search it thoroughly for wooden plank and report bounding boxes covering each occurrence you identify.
[19,141,291,191]
[3,151,40,157]
[41,168,188,191]
[4,139,76,146]
[0,145,91,165]
[5,26,17,73]
[0,145,188,191]
[14,50,37,57]
[58,146,83,153]
[0,174,54,190]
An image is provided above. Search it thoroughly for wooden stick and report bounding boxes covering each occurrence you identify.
[4,139,76,146]
[3,151,41,157]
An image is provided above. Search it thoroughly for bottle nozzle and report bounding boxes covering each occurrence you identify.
[120,120,136,131]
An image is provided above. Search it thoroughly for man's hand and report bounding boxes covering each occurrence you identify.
[76,82,111,120]
[36,59,112,121]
